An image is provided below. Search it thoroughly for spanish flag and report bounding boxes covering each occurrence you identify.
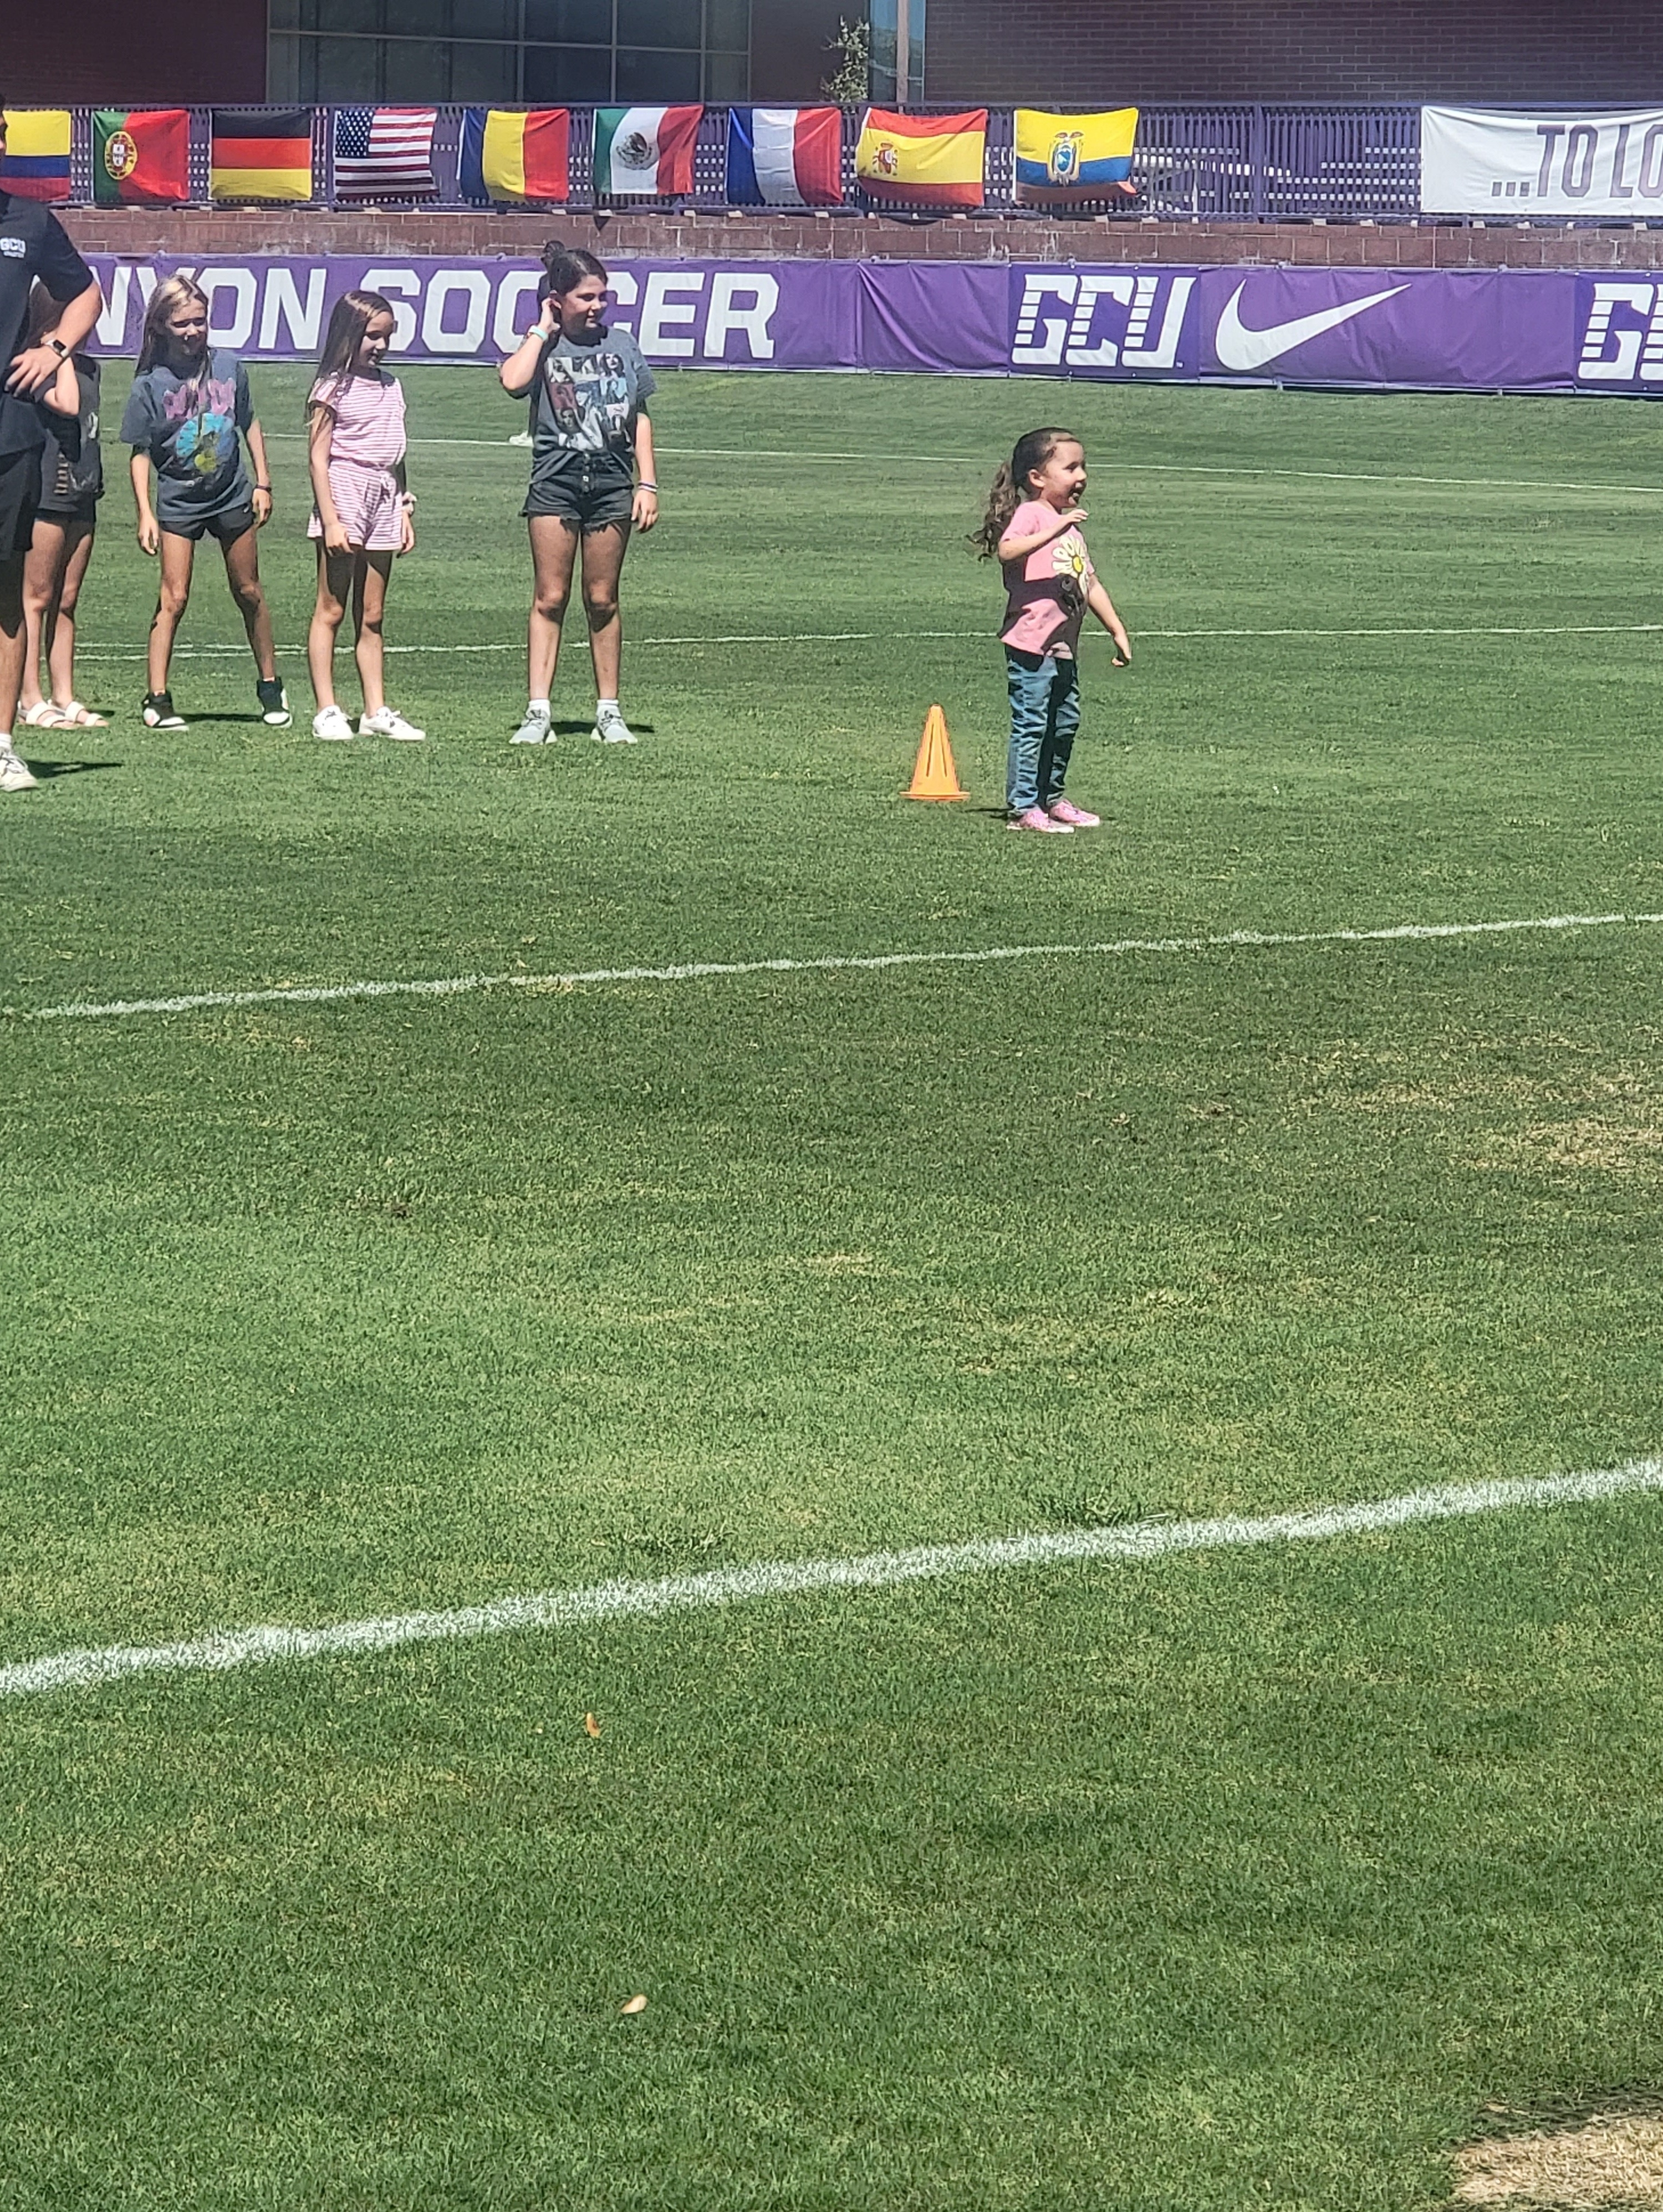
[460,108,569,203]
[1014,108,1138,205]
[855,106,986,210]
[0,110,72,205]
[210,109,314,203]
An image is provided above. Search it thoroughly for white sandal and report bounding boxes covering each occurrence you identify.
[21,700,72,728]
[57,701,108,728]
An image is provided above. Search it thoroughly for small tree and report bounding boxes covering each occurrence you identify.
[821,16,871,103]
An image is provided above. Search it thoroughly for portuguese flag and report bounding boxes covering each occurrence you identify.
[93,109,190,205]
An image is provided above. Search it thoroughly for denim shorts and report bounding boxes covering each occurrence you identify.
[522,450,634,531]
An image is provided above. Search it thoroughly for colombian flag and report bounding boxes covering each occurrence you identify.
[93,109,190,206]
[211,109,314,202]
[1,110,72,205]
[460,108,569,203]
[855,107,986,210]
[1014,107,1138,204]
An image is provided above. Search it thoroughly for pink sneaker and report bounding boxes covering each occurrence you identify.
[1048,799,1100,828]
[1007,806,1073,833]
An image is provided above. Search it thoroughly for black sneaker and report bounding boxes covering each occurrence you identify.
[142,691,186,731]
[257,677,292,727]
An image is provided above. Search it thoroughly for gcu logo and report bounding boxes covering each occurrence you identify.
[1578,280,1663,382]
[1012,272,1195,371]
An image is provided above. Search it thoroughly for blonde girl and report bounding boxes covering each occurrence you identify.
[305,288,421,742]
[119,274,289,730]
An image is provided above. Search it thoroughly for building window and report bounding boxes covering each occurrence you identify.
[268,0,750,103]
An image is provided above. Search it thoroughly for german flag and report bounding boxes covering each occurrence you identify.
[211,109,314,203]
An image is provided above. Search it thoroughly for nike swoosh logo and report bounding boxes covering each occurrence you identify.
[1213,281,1410,372]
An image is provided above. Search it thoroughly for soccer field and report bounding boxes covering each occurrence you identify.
[4,363,1663,2209]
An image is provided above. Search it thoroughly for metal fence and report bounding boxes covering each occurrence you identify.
[19,100,1435,219]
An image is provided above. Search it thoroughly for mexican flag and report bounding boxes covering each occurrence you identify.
[592,105,702,196]
[93,109,190,205]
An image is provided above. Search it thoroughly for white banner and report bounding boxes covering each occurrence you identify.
[1421,104,1663,215]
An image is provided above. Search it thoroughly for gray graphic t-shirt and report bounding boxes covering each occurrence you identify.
[120,349,253,527]
[532,325,655,457]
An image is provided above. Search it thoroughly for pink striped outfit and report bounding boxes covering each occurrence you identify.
[308,368,407,552]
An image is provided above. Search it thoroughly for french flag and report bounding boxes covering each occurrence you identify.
[726,106,844,207]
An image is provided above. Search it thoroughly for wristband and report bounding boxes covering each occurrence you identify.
[637,480,659,491]
[254,482,272,492]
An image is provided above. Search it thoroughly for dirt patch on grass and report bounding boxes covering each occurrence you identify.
[1453,2108,1663,2206]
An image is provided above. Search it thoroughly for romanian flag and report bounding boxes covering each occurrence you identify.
[592,106,702,197]
[93,109,190,206]
[0,110,72,205]
[855,106,986,210]
[460,108,569,203]
[726,107,843,207]
[1014,108,1138,205]
[211,109,314,202]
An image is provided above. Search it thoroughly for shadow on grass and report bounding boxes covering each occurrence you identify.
[24,758,124,779]
[547,717,659,738]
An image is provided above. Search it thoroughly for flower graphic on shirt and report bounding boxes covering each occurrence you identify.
[1051,527,1089,581]
[164,376,237,477]
[1051,526,1089,613]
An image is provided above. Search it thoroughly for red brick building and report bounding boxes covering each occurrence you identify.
[923,1,1663,106]
[4,0,1658,108]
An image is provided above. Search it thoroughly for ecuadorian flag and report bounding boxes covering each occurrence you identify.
[460,108,569,203]
[1,110,72,204]
[855,107,986,209]
[1014,107,1138,205]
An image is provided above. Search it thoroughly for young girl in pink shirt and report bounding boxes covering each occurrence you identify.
[306,288,423,743]
[975,426,1131,833]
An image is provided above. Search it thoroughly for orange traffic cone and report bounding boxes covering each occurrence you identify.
[905,704,967,801]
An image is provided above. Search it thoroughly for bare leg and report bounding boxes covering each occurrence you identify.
[20,516,68,715]
[0,553,23,735]
[527,514,580,699]
[149,531,196,697]
[220,526,277,682]
[307,542,352,710]
[47,518,95,709]
[578,519,630,702]
[351,552,393,717]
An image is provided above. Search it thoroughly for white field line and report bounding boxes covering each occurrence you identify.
[68,622,1663,661]
[3,1456,1659,1700]
[261,431,1663,498]
[18,909,1656,1025]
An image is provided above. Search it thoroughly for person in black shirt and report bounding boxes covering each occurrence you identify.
[0,105,101,791]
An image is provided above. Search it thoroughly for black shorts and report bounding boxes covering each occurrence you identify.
[161,503,257,546]
[35,490,99,526]
[0,445,41,559]
[522,451,634,531]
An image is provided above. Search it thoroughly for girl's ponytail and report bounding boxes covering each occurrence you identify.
[971,426,1079,557]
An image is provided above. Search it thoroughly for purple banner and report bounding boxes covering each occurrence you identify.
[81,253,1656,395]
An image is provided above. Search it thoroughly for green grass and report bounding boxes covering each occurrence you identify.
[3,365,1663,2208]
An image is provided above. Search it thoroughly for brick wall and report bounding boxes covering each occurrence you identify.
[61,207,1663,271]
[926,0,1663,105]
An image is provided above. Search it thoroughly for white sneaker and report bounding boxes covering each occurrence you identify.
[0,741,39,792]
[591,703,637,745]
[508,430,534,447]
[510,706,552,746]
[360,706,426,742]
[313,706,355,742]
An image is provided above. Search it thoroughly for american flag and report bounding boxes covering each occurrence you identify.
[333,106,437,198]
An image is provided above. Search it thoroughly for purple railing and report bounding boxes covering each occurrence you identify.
[29,100,1431,220]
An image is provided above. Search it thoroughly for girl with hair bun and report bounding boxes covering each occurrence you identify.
[120,272,289,731]
[497,239,659,749]
[305,287,423,743]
